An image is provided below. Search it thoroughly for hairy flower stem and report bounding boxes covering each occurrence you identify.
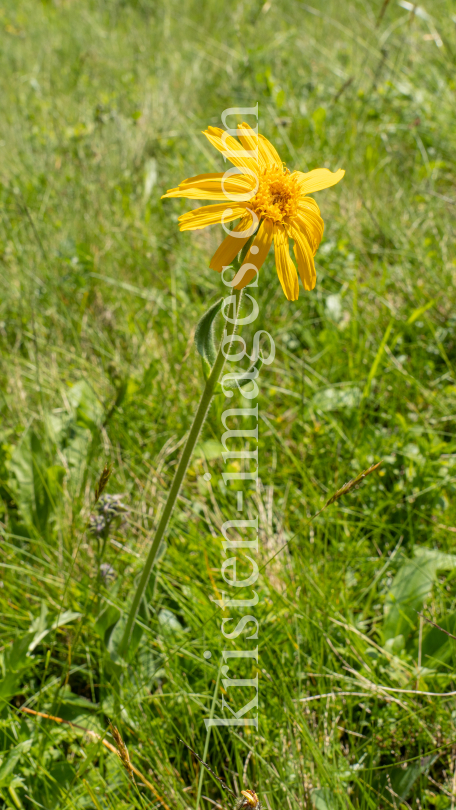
[119,283,245,657]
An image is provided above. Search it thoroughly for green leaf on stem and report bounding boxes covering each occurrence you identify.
[222,357,263,390]
[194,298,223,368]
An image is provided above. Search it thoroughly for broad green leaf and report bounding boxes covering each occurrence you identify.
[383,547,456,643]
[145,539,167,602]
[420,610,456,667]
[0,752,22,788]
[76,740,103,781]
[46,464,66,502]
[0,672,21,701]
[29,600,49,636]
[30,430,52,531]
[311,787,338,810]
[8,431,65,532]
[93,604,122,645]
[222,358,263,391]
[194,298,222,368]
[0,607,81,701]
[158,608,184,634]
[0,741,31,788]
[196,439,224,460]
[108,596,149,662]
[28,604,82,652]
[51,609,82,629]
[5,633,34,672]
[44,760,77,805]
[67,379,104,430]
[9,431,40,527]
[64,425,91,472]
[378,753,439,801]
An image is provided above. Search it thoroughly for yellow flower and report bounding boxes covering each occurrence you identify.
[162,123,344,301]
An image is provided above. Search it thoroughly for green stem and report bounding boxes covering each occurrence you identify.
[119,285,244,657]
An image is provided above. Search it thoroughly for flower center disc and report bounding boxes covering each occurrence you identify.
[251,167,300,224]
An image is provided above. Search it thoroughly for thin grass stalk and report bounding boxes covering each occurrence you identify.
[195,664,222,810]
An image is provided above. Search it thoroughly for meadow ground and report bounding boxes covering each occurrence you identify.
[1,0,456,808]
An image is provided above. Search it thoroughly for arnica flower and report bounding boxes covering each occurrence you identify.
[162,123,344,301]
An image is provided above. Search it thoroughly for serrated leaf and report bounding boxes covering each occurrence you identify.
[194,298,222,368]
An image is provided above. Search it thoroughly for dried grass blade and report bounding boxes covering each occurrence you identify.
[324,461,383,507]
[19,706,170,809]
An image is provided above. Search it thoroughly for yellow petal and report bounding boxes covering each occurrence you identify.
[238,126,285,168]
[290,226,316,291]
[179,172,256,192]
[203,127,259,172]
[173,172,225,188]
[294,200,324,255]
[294,168,345,195]
[179,203,247,232]
[258,133,283,168]
[237,124,269,170]
[297,194,321,215]
[163,172,256,201]
[209,214,253,272]
[273,224,299,301]
[232,218,274,289]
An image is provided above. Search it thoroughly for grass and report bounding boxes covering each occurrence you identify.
[1,0,456,807]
